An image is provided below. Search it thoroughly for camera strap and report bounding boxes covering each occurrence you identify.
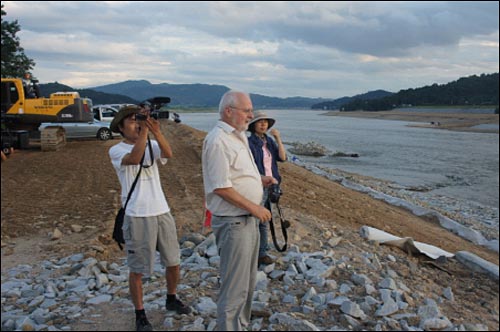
[123,150,146,213]
[268,201,290,252]
[144,137,154,167]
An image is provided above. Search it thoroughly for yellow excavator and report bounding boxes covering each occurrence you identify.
[1,77,94,152]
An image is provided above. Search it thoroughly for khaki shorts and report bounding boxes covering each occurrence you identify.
[123,212,181,275]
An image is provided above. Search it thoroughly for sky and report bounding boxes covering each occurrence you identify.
[3,1,499,99]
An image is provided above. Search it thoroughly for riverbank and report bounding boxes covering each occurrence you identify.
[1,121,499,330]
[324,110,499,133]
[2,121,496,264]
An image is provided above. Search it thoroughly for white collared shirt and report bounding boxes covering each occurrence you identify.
[202,121,263,216]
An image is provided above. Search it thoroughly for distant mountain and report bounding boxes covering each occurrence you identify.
[311,90,394,110]
[90,80,327,108]
[39,82,139,105]
[90,80,227,107]
[342,73,499,112]
[250,94,330,109]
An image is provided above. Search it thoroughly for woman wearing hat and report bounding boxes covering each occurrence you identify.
[248,111,287,265]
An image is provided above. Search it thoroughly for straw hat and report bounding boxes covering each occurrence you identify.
[248,111,275,132]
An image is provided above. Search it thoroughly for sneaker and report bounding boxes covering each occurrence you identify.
[166,298,192,315]
[258,255,274,265]
[136,317,153,331]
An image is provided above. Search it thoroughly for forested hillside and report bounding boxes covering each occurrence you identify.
[341,73,499,112]
[311,90,393,110]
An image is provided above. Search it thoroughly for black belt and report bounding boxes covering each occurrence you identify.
[212,214,252,218]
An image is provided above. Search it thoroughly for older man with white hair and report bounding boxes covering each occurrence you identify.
[202,90,276,331]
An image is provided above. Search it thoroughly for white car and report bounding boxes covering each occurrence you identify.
[92,105,120,122]
[39,119,120,141]
[92,104,135,122]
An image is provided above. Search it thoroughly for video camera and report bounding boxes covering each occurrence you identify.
[269,183,282,204]
[137,97,171,120]
[136,112,162,121]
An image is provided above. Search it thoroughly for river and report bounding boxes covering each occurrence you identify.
[178,109,499,241]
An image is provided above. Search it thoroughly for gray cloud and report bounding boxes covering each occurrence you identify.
[3,1,498,98]
[148,1,499,56]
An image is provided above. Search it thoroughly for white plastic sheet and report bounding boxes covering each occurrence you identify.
[359,226,454,259]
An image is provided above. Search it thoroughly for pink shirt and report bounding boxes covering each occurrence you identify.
[262,141,273,177]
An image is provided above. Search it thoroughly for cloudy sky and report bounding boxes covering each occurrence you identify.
[3,1,499,99]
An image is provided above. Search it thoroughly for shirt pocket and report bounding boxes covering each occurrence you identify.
[231,148,250,172]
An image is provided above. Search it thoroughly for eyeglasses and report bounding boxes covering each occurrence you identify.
[229,106,254,114]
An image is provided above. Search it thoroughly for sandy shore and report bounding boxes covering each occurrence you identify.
[324,110,499,133]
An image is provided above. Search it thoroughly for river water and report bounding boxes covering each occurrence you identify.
[179,110,499,239]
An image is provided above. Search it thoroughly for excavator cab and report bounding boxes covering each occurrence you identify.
[1,79,20,115]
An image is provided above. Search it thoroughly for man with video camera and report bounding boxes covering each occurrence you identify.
[109,105,191,331]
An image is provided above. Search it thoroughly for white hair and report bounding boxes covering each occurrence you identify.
[218,90,250,116]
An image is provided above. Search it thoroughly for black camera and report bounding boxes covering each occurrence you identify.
[136,113,147,121]
[137,97,172,121]
[269,184,282,203]
[136,112,159,121]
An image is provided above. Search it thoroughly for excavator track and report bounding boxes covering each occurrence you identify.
[41,126,66,151]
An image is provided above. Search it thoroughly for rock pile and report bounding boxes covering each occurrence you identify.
[2,229,496,331]
[288,142,359,158]
[289,141,330,157]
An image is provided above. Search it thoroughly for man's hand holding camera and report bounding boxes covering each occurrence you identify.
[136,110,173,159]
[261,175,277,188]
[136,113,162,137]
[253,176,278,222]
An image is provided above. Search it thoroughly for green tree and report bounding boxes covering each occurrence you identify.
[1,4,35,78]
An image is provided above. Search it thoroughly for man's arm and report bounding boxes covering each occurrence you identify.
[214,188,272,222]
[121,124,149,165]
[147,118,173,158]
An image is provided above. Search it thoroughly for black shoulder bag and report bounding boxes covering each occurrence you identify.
[112,139,154,249]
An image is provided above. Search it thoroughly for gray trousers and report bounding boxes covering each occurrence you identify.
[212,215,259,331]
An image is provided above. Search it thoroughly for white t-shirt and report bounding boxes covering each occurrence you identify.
[202,121,263,216]
[109,140,170,217]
